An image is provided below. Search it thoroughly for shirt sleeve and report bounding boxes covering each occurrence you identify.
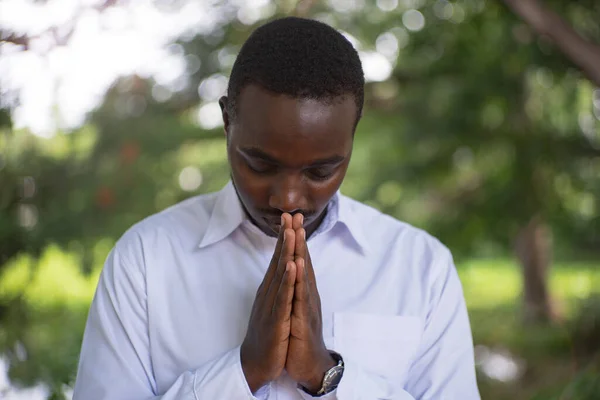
[72,236,268,400]
[403,247,480,399]
[297,247,479,400]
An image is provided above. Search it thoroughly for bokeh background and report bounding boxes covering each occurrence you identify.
[1,0,599,399]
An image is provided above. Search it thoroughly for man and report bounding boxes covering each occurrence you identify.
[73,17,480,399]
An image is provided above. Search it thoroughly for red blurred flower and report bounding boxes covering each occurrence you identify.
[95,186,115,209]
[120,141,140,165]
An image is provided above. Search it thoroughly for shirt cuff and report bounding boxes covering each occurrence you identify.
[297,387,337,400]
[253,383,272,399]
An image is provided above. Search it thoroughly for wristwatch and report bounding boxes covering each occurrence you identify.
[302,352,345,396]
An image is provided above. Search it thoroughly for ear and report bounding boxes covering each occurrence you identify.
[219,96,230,138]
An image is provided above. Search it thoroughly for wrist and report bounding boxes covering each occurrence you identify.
[240,352,268,393]
[299,352,337,393]
[242,363,268,393]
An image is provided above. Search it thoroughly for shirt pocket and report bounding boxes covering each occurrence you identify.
[332,313,423,383]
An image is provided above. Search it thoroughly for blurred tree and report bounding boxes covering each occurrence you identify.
[499,0,600,322]
[299,0,600,324]
[1,0,600,397]
[498,0,600,321]
[503,0,600,86]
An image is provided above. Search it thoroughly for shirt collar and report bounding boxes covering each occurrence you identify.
[198,181,369,254]
[198,181,246,248]
[334,193,369,254]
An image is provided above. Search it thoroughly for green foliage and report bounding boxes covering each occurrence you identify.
[1,1,599,266]
[1,0,600,398]
[559,367,600,400]
[530,367,600,400]
[569,294,600,360]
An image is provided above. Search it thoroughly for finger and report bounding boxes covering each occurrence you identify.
[282,212,293,230]
[295,228,306,262]
[259,215,287,293]
[266,228,296,307]
[281,227,296,263]
[270,213,292,266]
[292,213,304,231]
[298,233,316,288]
[291,224,317,297]
[261,213,293,292]
[273,261,296,319]
[292,257,311,316]
[301,245,320,310]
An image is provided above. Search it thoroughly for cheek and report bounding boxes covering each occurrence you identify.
[231,160,270,207]
[309,172,346,208]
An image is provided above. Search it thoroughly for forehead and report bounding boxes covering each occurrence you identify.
[232,85,356,158]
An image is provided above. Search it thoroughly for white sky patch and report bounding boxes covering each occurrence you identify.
[360,51,393,82]
[198,74,229,102]
[327,0,366,14]
[179,166,203,192]
[376,32,399,61]
[0,356,54,400]
[196,101,223,130]
[402,9,425,32]
[376,0,398,12]
[0,0,230,137]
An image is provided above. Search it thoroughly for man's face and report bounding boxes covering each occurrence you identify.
[221,84,357,237]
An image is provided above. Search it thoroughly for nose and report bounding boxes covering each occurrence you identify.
[268,175,306,214]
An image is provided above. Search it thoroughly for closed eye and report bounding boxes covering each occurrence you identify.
[306,166,336,181]
[246,159,276,174]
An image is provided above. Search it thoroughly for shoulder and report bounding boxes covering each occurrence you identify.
[342,195,449,252]
[112,191,219,263]
[340,194,454,276]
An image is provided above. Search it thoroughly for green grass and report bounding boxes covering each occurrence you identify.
[0,243,106,307]
[459,258,600,311]
[0,246,599,399]
[457,259,600,400]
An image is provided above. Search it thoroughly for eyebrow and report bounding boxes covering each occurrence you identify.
[238,147,346,167]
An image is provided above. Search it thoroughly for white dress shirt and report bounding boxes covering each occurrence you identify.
[73,181,480,400]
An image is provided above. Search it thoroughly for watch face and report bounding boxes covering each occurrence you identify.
[324,365,344,390]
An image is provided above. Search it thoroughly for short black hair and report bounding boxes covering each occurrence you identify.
[226,17,364,124]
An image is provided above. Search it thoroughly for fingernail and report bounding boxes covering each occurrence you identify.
[281,214,285,225]
[302,229,306,240]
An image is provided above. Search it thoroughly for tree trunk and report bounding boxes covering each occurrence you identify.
[515,215,557,324]
[502,0,600,87]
